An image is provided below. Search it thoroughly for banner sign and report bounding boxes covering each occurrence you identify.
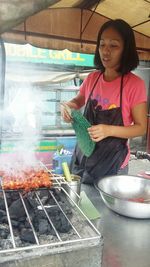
[5,43,94,67]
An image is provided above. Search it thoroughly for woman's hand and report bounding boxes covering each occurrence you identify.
[88,124,110,142]
[88,101,147,142]
[60,93,85,123]
[60,103,72,123]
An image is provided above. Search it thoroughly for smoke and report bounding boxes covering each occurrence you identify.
[0,83,45,174]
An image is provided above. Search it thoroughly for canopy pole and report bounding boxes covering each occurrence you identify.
[80,0,101,38]
[0,37,6,151]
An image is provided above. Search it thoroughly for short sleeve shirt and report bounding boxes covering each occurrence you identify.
[80,71,147,168]
[80,71,147,126]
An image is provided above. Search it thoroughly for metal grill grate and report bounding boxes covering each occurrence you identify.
[0,162,101,255]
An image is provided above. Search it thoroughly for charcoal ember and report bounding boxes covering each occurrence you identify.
[20,229,36,244]
[50,188,62,202]
[0,209,6,218]
[26,195,38,209]
[38,219,49,234]
[40,195,49,205]
[18,216,26,223]
[9,197,32,218]
[31,216,39,231]
[38,190,49,204]
[36,210,46,219]
[47,207,72,234]
[32,213,46,232]
[47,205,72,219]
[9,214,18,221]
[46,206,62,217]
[4,192,19,207]
[9,199,26,218]
[0,228,9,239]
[0,198,5,210]
[7,191,19,201]
[11,219,20,228]
[24,219,32,229]
[0,216,8,224]
[52,213,71,233]
[18,222,25,231]
[57,215,71,233]
[13,228,20,237]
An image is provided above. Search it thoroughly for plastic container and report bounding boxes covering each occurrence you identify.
[56,137,76,152]
[52,152,72,174]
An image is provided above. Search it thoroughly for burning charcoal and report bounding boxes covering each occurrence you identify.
[52,219,61,233]
[26,195,38,209]
[36,210,47,220]
[9,197,33,219]
[38,219,49,234]
[18,216,26,223]
[52,215,68,233]
[51,189,62,201]
[32,212,48,232]
[40,195,49,205]
[11,219,20,228]
[9,199,26,218]
[0,228,9,239]
[0,209,6,218]
[48,208,72,234]
[8,191,20,201]
[20,229,36,244]
[31,216,39,231]
[9,214,18,221]
[1,216,8,224]
[47,224,52,233]
[24,219,32,229]
[39,190,49,201]
[46,206,60,217]
[18,223,25,231]
[0,198,5,210]
[58,215,71,233]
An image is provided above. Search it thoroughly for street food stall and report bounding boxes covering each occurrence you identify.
[0,1,150,267]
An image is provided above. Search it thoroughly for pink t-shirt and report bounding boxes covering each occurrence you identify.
[80,71,147,168]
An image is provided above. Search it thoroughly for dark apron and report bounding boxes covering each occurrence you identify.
[70,72,128,184]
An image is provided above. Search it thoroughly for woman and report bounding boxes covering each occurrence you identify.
[61,19,147,184]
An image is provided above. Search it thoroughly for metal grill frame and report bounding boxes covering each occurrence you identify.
[0,162,101,255]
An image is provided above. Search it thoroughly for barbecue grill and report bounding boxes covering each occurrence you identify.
[0,162,103,267]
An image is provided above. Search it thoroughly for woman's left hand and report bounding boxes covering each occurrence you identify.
[88,124,110,142]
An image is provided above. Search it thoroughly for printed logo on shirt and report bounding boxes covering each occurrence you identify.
[91,95,117,110]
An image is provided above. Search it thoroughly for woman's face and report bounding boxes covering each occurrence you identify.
[99,27,124,71]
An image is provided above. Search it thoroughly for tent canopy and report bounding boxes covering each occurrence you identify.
[0,0,150,60]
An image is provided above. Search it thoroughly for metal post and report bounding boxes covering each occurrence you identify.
[0,38,6,150]
[146,81,150,153]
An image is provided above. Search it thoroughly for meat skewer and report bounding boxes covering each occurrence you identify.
[1,169,53,191]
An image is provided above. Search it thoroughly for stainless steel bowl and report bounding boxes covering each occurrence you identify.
[95,175,150,219]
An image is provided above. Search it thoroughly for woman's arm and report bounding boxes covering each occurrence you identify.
[65,93,85,109]
[88,102,148,142]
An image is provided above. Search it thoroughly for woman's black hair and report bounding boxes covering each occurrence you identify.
[94,19,139,74]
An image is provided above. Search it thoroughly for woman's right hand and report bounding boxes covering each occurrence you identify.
[60,93,85,123]
[60,103,72,123]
